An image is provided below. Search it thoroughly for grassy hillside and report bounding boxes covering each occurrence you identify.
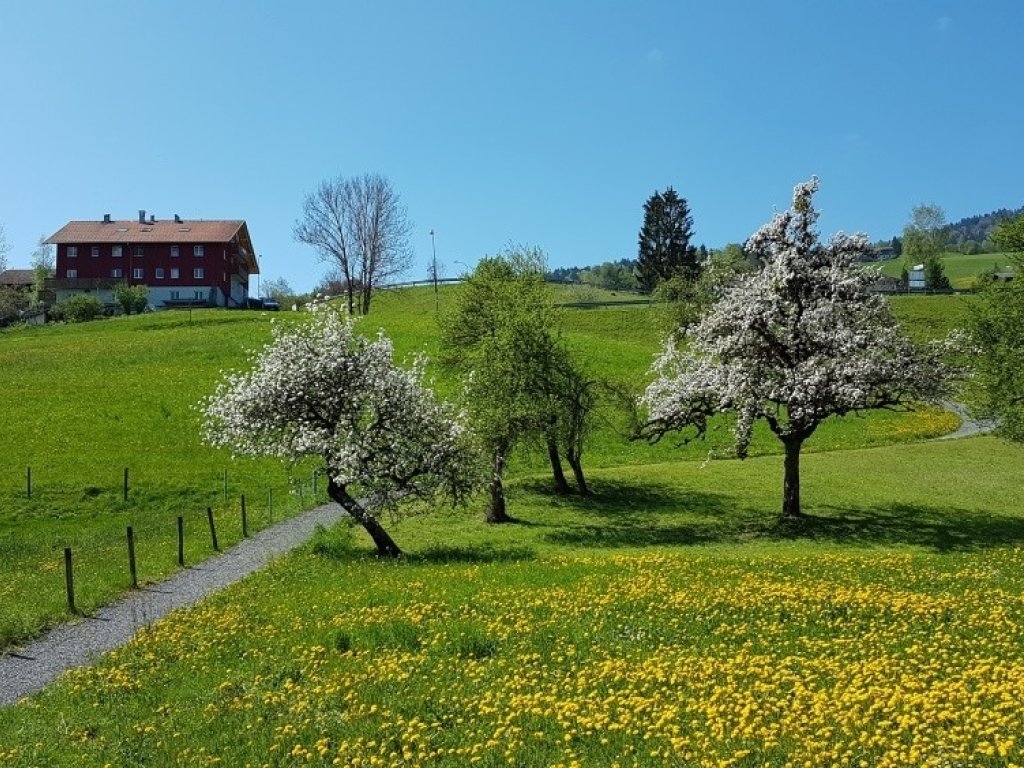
[873,251,1015,289]
[0,289,966,645]
[2,437,1023,766]
[0,310,315,644]
[1,287,1020,765]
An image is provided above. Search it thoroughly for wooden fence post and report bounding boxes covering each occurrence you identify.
[207,507,219,551]
[64,547,76,614]
[177,516,184,566]
[127,526,138,588]
[123,467,129,501]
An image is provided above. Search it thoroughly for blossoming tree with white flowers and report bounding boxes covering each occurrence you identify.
[201,306,479,557]
[638,178,958,519]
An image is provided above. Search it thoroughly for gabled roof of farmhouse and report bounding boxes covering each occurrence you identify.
[46,217,258,273]
[46,219,248,245]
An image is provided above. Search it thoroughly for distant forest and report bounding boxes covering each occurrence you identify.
[939,206,1024,248]
[547,258,637,285]
[550,205,1024,282]
[873,206,1024,256]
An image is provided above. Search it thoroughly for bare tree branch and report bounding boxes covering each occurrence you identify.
[294,174,412,315]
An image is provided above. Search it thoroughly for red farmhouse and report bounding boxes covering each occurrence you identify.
[46,211,259,309]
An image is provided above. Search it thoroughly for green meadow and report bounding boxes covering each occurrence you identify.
[873,251,1016,289]
[0,289,970,646]
[0,310,317,645]
[2,435,1024,766]
[3,286,1024,765]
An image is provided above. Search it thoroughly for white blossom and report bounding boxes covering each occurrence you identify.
[201,305,479,546]
[640,178,960,515]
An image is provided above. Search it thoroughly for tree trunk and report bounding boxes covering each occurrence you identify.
[547,437,572,494]
[486,449,512,523]
[566,450,589,496]
[781,437,805,519]
[327,478,402,557]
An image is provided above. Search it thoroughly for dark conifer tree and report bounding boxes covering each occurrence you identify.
[636,187,698,292]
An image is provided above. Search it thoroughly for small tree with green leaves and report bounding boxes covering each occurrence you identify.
[923,258,951,291]
[655,244,755,337]
[30,237,54,305]
[579,262,638,291]
[968,211,1024,441]
[51,294,105,323]
[991,210,1024,254]
[0,286,28,324]
[551,353,598,495]
[440,246,589,519]
[969,277,1024,440]
[113,283,149,315]
[903,204,950,289]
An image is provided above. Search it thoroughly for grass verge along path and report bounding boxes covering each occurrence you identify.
[0,502,345,707]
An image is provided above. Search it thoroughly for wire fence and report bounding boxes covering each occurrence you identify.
[0,466,331,643]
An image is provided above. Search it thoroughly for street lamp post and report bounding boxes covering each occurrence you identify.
[429,229,439,313]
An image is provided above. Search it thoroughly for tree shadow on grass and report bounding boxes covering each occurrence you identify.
[523,478,1024,553]
[531,478,747,549]
[309,524,537,564]
[520,477,726,517]
[765,503,1024,553]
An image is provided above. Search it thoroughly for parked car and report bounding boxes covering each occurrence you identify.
[261,298,280,311]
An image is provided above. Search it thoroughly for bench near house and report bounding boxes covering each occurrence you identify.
[45,212,260,309]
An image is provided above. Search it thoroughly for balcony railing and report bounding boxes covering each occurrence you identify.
[47,277,117,292]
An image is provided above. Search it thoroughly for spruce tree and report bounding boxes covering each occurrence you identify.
[636,187,698,292]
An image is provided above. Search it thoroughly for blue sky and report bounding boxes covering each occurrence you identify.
[1,1,1021,293]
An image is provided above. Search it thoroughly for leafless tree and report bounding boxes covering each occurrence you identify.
[294,174,412,314]
[0,224,10,274]
[261,276,295,303]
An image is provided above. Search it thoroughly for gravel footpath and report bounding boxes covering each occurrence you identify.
[935,400,998,440]
[0,502,346,707]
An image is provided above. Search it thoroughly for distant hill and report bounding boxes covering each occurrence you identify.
[942,206,1024,249]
